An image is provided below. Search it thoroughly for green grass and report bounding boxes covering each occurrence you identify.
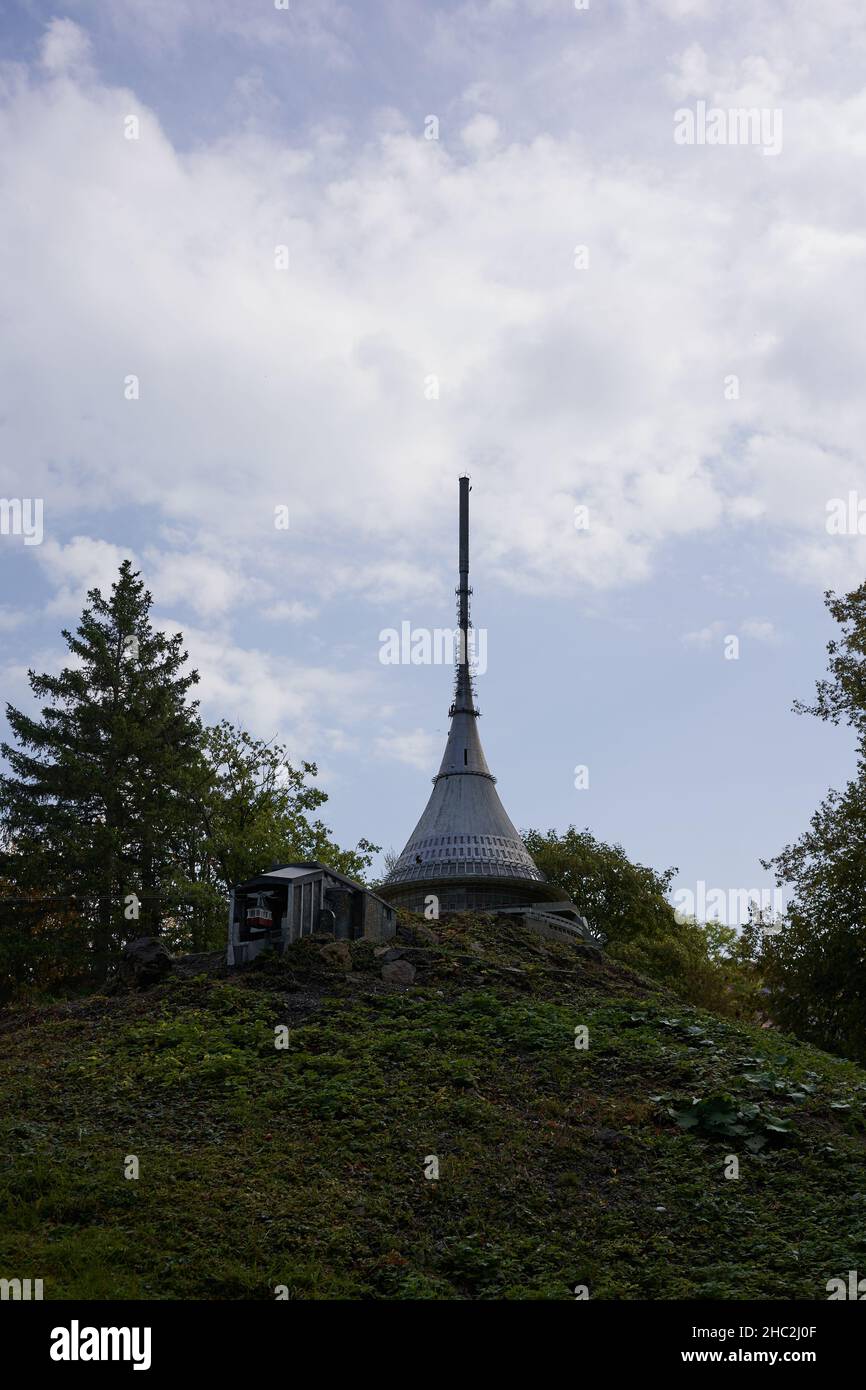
[2,913,865,1299]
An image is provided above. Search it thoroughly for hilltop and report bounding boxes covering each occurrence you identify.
[1,913,864,1300]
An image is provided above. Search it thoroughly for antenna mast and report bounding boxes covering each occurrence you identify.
[451,474,477,716]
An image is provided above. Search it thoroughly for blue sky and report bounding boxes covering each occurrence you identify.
[2,1,865,921]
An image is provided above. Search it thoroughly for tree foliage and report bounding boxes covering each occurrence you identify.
[760,583,866,1062]
[523,825,763,1020]
[0,564,378,994]
[523,825,679,946]
[178,721,378,946]
[0,561,203,984]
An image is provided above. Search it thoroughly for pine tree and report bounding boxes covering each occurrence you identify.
[0,561,203,978]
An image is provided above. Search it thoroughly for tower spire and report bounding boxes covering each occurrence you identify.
[381,476,552,911]
[451,473,476,716]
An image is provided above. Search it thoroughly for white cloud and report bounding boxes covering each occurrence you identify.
[683,617,781,646]
[461,113,500,154]
[4,6,866,631]
[63,0,354,67]
[682,621,727,647]
[163,619,376,751]
[40,19,92,76]
[0,606,27,632]
[773,539,866,592]
[652,0,710,17]
[37,537,135,615]
[144,549,249,619]
[263,600,318,623]
[374,727,441,771]
[741,618,781,644]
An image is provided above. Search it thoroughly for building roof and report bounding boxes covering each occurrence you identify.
[232,862,395,912]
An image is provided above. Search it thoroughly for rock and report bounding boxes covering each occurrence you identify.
[414,925,440,945]
[394,947,437,967]
[572,943,603,963]
[118,936,173,990]
[320,940,352,970]
[173,950,226,979]
[381,959,416,986]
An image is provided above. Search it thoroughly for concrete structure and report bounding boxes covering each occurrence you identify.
[227,862,396,967]
[381,478,602,946]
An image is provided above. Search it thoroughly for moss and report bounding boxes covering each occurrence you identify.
[1,916,865,1299]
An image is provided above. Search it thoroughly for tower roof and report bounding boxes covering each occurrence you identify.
[382,476,546,897]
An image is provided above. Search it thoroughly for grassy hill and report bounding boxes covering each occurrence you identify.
[2,912,865,1300]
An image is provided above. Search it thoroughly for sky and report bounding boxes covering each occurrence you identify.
[1,0,865,923]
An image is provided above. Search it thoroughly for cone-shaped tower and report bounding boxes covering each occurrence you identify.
[382,477,559,913]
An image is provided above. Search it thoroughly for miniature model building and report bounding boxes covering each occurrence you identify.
[227,862,396,967]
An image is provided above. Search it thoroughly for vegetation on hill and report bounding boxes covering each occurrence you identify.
[524,825,765,1024]
[1,913,864,1301]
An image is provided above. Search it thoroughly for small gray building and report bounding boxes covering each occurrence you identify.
[227,862,396,967]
